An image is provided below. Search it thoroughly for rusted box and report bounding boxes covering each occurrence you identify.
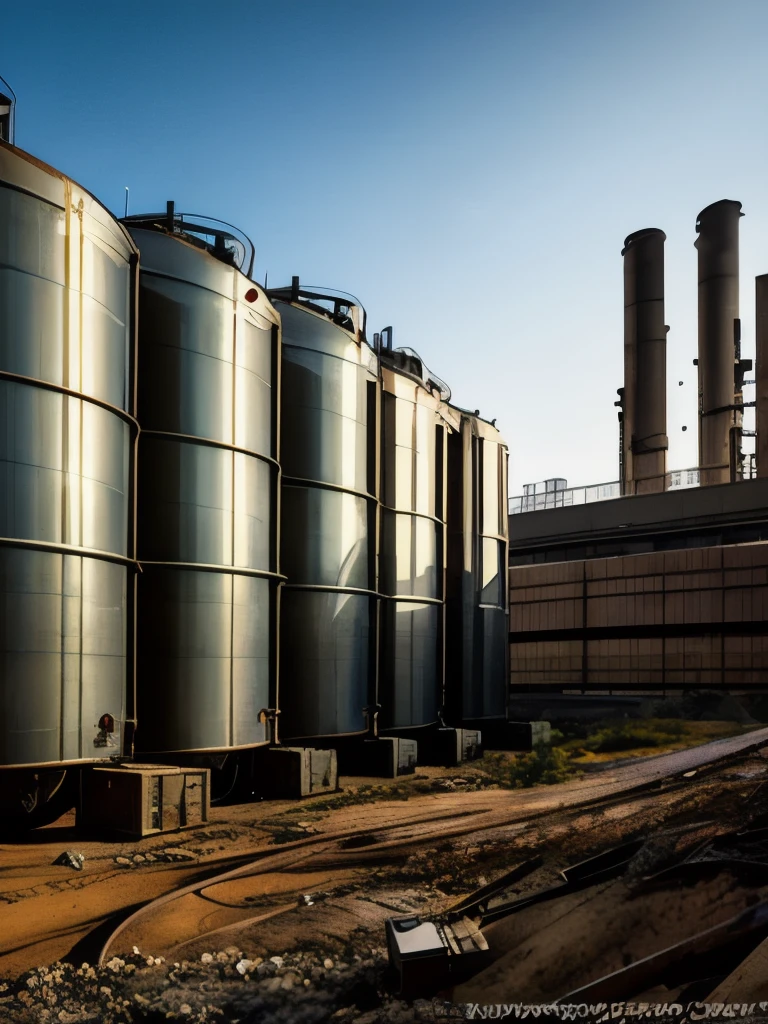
[78,764,210,838]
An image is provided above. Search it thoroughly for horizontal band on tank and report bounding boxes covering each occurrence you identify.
[0,177,66,211]
[0,537,137,567]
[0,756,121,770]
[378,593,444,606]
[509,619,768,643]
[479,601,507,611]
[137,560,286,581]
[281,475,377,502]
[137,266,267,307]
[139,430,279,469]
[279,728,369,743]
[480,531,510,544]
[0,369,139,430]
[136,739,273,757]
[378,504,446,527]
[282,582,379,598]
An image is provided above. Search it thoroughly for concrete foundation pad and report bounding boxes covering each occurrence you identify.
[416,728,483,767]
[77,764,211,837]
[478,720,552,751]
[334,737,417,778]
[254,746,338,799]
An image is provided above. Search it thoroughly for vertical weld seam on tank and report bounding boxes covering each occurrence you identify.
[230,299,237,747]
[126,249,140,755]
[77,203,85,759]
[272,320,281,742]
[59,180,72,762]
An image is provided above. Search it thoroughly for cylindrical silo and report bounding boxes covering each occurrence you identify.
[444,410,509,726]
[622,229,668,494]
[0,141,137,812]
[272,284,378,740]
[126,212,280,756]
[695,200,743,486]
[377,350,452,733]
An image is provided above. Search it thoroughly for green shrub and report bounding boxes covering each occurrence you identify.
[582,719,685,753]
[482,744,578,789]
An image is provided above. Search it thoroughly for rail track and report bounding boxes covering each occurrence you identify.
[92,728,768,969]
[1,728,766,980]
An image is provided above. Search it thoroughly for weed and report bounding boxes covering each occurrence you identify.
[481,745,579,789]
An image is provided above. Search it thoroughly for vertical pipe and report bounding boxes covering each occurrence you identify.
[757,275,768,477]
[622,229,668,494]
[695,200,743,486]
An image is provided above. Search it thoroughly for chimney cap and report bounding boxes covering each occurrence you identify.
[695,199,743,233]
[622,227,666,256]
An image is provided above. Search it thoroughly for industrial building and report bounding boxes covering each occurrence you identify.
[508,199,768,698]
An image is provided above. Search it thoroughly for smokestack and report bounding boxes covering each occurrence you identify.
[695,200,743,486]
[757,275,768,477]
[621,228,668,494]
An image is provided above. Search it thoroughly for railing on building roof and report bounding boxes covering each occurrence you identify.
[508,467,702,515]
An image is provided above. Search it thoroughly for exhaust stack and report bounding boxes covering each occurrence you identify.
[621,228,668,494]
[695,200,743,485]
[757,275,768,477]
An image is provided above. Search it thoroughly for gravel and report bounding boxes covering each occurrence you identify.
[0,944,427,1023]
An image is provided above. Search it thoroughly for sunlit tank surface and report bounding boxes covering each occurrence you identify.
[378,349,454,731]
[0,141,137,767]
[272,287,378,739]
[445,411,510,723]
[126,213,280,754]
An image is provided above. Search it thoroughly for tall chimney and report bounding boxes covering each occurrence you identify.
[757,274,768,477]
[621,228,668,494]
[695,200,743,486]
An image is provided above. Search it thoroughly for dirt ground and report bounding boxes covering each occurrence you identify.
[1,733,768,1021]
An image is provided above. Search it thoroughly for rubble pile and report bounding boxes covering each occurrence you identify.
[0,946,423,1023]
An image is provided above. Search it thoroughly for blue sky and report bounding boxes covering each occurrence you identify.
[4,0,768,495]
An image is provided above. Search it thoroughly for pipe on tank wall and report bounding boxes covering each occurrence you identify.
[695,200,743,486]
[757,274,768,477]
[621,228,668,494]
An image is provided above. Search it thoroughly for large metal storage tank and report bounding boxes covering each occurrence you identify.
[271,284,378,739]
[444,411,510,724]
[126,211,280,755]
[378,347,454,732]
[0,141,137,777]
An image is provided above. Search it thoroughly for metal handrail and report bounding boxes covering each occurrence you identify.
[508,467,703,515]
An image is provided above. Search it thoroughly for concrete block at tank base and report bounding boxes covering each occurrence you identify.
[77,764,210,837]
[258,747,338,799]
[418,728,483,766]
[336,737,417,778]
[484,720,552,751]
